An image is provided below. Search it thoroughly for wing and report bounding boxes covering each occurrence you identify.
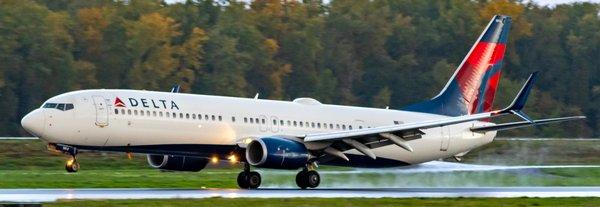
[302,72,584,161]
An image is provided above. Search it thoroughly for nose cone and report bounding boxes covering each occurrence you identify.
[21,109,45,137]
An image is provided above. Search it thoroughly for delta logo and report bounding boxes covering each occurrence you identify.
[114,97,126,107]
[114,97,180,110]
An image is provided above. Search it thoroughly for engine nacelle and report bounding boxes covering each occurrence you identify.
[246,137,309,169]
[147,154,208,172]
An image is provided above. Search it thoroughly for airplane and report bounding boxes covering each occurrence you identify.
[20,15,585,189]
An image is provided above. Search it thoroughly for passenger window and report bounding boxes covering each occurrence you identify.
[262,119,265,124]
[127,109,132,115]
[300,122,304,127]
[65,104,74,110]
[121,109,125,115]
[342,125,346,130]
[280,120,284,125]
[114,109,119,114]
[159,112,163,117]
[198,114,202,120]
[140,110,144,116]
[359,126,363,129]
[134,110,138,115]
[318,123,321,128]
[394,121,400,125]
[205,115,209,120]
[180,113,184,119]
[244,117,248,123]
[232,117,236,122]
[186,113,190,119]
[153,111,157,117]
[287,120,291,126]
[192,114,196,119]
[212,115,216,121]
[146,111,150,116]
[349,125,353,130]
[173,112,177,118]
[219,116,222,121]
[250,118,254,124]
[336,124,340,129]
[311,122,315,128]
[293,121,297,126]
[330,124,334,129]
[273,120,277,125]
[166,112,170,118]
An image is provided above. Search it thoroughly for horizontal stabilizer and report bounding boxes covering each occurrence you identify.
[470,116,586,133]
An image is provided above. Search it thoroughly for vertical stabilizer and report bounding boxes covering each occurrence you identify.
[404,15,512,116]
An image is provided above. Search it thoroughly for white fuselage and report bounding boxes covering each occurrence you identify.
[22,89,496,167]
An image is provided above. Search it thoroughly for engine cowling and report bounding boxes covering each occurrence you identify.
[246,137,310,169]
[147,154,208,172]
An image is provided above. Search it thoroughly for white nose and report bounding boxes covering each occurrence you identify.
[21,109,45,137]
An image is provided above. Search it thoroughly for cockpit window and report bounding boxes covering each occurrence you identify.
[43,103,57,109]
[42,103,74,111]
[57,104,65,111]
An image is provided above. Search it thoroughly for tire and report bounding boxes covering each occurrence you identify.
[247,171,261,189]
[306,171,320,188]
[295,170,308,189]
[237,171,250,189]
[65,159,79,173]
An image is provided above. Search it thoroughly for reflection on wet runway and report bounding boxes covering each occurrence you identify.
[1,187,600,202]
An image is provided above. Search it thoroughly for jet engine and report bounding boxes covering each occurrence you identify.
[146,154,208,172]
[246,137,310,169]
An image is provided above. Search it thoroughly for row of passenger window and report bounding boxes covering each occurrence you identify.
[114,108,223,121]
[114,108,358,131]
[242,117,355,130]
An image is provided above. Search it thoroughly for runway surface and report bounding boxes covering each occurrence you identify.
[1,187,600,202]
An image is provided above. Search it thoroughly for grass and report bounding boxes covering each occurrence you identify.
[44,197,600,207]
[1,139,600,188]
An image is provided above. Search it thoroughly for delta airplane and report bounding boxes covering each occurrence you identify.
[21,15,584,189]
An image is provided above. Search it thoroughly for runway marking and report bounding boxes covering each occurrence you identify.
[1,187,600,202]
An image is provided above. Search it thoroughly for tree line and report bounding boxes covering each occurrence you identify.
[0,0,597,137]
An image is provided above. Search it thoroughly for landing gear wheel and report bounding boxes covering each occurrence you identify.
[296,170,320,189]
[237,171,250,189]
[65,157,79,173]
[247,171,261,189]
[306,171,320,188]
[296,170,308,189]
[237,171,261,189]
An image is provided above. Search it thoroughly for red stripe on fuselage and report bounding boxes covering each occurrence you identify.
[455,42,506,114]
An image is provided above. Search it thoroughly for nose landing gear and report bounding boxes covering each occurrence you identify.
[49,144,79,173]
[65,156,79,173]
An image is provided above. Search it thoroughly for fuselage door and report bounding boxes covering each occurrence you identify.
[92,96,109,127]
[270,116,280,133]
[259,115,268,132]
[440,126,450,151]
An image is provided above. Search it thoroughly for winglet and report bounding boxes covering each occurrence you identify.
[170,85,181,93]
[500,72,538,123]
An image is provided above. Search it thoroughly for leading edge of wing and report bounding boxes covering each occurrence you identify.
[303,72,539,142]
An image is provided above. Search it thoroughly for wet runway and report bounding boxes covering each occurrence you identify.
[1,187,600,202]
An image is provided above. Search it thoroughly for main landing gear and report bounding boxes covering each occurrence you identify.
[296,164,320,189]
[237,162,321,189]
[237,162,261,189]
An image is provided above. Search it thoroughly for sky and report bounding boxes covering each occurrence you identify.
[165,0,600,6]
[533,0,600,5]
